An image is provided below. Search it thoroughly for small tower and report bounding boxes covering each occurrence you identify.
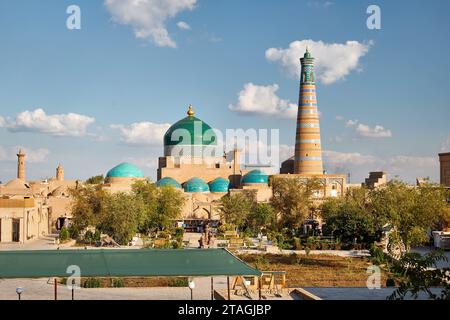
[56,164,64,181]
[294,48,324,174]
[17,149,26,181]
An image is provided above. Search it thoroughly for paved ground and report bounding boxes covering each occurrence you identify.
[0,276,228,300]
[411,246,450,269]
[304,287,445,300]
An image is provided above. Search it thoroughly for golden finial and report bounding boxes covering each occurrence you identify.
[187,104,195,117]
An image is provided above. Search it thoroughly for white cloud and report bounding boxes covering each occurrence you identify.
[229,83,297,118]
[355,123,392,138]
[344,118,392,138]
[335,115,344,121]
[177,21,191,30]
[388,155,438,168]
[0,146,49,163]
[346,119,358,127]
[323,150,379,166]
[4,108,95,137]
[307,1,334,8]
[104,0,197,48]
[265,39,372,84]
[441,135,450,152]
[111,122,171,145]
[0,116,5,127]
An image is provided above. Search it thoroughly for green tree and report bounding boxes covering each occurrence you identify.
[69,185,108,231]
[97,192,145,245]
[85,175,104,185]
[247,202,276,235]
[321,188,381,245]
[271,177,323,229]
[388,250,449,300]
[132,180,185,234]
[369,181,448,251]
[218,193,253,230]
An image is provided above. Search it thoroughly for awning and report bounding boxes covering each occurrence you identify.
[0,248,261,278]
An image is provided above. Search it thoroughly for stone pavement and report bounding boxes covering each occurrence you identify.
[0,276,229,300]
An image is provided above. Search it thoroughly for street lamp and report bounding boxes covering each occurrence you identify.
[188,278,195,300]
[16,287,24,300]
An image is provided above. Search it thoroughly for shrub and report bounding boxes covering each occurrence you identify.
[111,278,124,288]
[168,277,188,287]
[84,230,94,243]
[171,240,182,249]
[59,227,70,241]
[369,245,385,265]
[83,277,101,288]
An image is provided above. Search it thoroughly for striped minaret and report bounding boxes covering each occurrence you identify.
[294,48,324,175]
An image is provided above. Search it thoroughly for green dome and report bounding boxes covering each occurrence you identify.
[164,106,217,147]
[156,177,181,189]
[242,169,269,185]
[209,178,230,193]
[183,177,210,193]
[106,162,144,178]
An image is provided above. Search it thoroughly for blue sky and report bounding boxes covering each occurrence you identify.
[0,0,449,183]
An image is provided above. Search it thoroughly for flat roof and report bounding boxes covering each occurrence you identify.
[0,248,261,279]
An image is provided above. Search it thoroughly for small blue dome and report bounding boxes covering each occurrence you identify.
[242,169,268,185]
[183,177,209,193]
[209,178,230,193]
[156,177,182,189]
[106,162,144,178]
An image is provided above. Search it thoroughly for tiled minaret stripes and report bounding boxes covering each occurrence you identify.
[294,48,324,174]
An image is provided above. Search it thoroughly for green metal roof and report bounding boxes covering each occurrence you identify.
[163,115,217,147]
[106,162,145,178]
[0,249,261,278]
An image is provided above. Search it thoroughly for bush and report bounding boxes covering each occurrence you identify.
[171,240,182,249]
[83,277,102,288]
[369,245,385,265]
[168,277,188,287]
[59,227,70,241]
[84,230,94,243]
[111,278,124,288]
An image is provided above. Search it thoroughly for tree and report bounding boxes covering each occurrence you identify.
[69,185,108,231]
[218,193,253,230]
[132,180,185,234]
[85,175,104,185]
[321,188,381,245]
[388,250,449,300]
[247,202,276,235]
[369,181,448,252]
[97,192,145,245]
[271,177,323,229]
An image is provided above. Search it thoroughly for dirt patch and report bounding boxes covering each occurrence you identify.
[238,253,389,287]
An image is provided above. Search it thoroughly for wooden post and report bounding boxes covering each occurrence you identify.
[54,278,58,300]
[227,276,231,300]
[258,276,262,300]
[210,277,214,300]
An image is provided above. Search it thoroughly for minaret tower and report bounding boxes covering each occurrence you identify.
[294,48,324,174]
[56,164,64,181]
[17,149,26,180]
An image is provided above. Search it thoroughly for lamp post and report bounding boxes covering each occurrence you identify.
[71,279,76,300]
[188,278,195,300]
[16,287,23,300]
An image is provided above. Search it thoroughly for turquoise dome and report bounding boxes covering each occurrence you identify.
[156,177,182,189]
[242,169,269,185]
[106,162,144,178]
[183,177,210,193]
[209,178,230,193]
